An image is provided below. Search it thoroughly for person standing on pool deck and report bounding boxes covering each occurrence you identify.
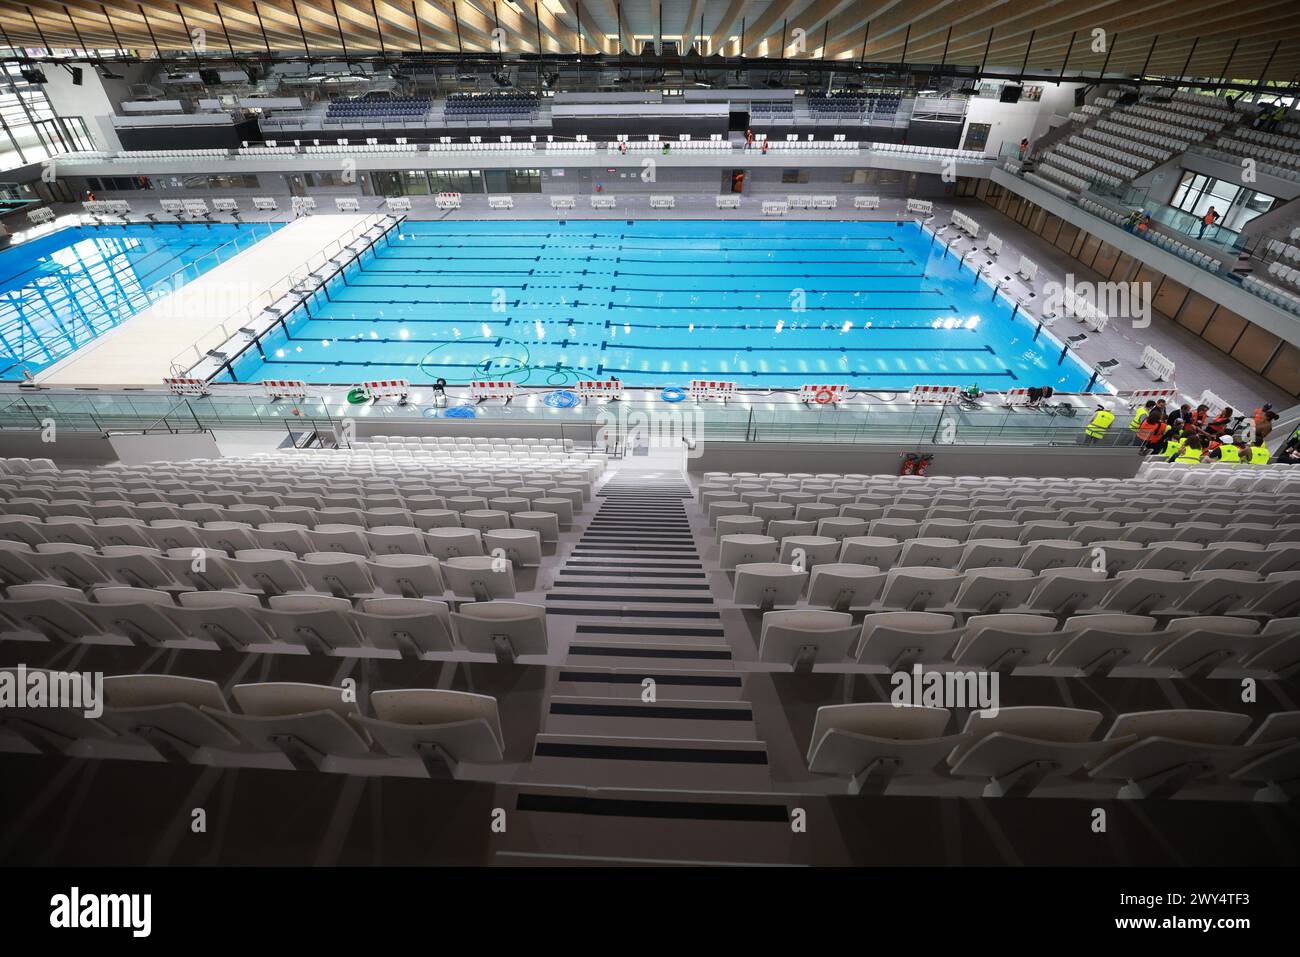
[746,128,754,149]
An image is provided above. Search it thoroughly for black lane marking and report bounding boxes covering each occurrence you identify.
[533,742,767,764]
[514,792,787,823]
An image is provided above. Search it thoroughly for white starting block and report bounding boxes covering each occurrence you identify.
[906,199,934,216]
[164,377,211,397]
[716,195,742,209]
[688,379,737,402]
[385,197,412,213]
[27,207,55,225]
[550,195,576,210]
[211,198,239,215]
[262,379,310,400]
[591,195,617,208]
[577,379,624,401]
[762,201,789,216]
[469,380,516,402]
[335,196,360,213]
[910,384,960,405]
[434,192,462,210]
[854,195,881,210]
[649,195,675,209]
[1138,346,1176,383]
[359,379,410,402]
[487,196,514,210]
[252,197,278,211]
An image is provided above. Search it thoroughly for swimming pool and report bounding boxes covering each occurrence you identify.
[0,223,279,380]
[226,219,1100,393]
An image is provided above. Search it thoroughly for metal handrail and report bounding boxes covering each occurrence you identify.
[167,213,395,376]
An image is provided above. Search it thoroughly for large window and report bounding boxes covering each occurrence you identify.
[429,169,483,193]
[1171,171,1276,231]
[782,169,810,184]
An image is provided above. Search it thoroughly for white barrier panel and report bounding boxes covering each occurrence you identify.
[950,211,980,238]
[800,383,848,405]
[469,380,516,401]
[810,195,837,209]
[716,195,742,209]
[1003,388,1036,407]
[906,199,934,216]
[83,200,130,216]
[360,379,410,401]
[385,197,411,213]
[487,196,514,209]
[252,197,278,211]
[1062,286,1109,333]
[985,234,1003,256]
[551,195,576,209]
[854,195,880,209]
[334,197,360,212]
[212,198,239,214]
[291,196,317,212]
[182,199,210,218]
[434,192,462,209]
[1127,387,1179,406]
[1137,346,1176,382]
[27,207,55,225]
[164,377,210,397]
[787,195,810,209]
[910,384,959,405]
[762,201,789,216]
[1017,256,1039,282]
[1198,390,1230,417]
[577,379,624,400]
[261,379,309,399]
[159,199,184,215]
[591,195,617,208]
[649,195,675,208]
[688,379,737,402]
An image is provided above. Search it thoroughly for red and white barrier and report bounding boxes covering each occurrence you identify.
[262,379,309,400]
[164,377,210,397]
[470,380,516,401]
[1125,387,1179,407]
[910,384,960,405]
[360,379,410,401]
[434,192,462,210]
[577,379,624,400]
[1003,388,1035,407]
[688,379,737,402]
[800,383,849,405]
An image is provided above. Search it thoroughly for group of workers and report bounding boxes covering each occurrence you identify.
[1084,398,1282,465]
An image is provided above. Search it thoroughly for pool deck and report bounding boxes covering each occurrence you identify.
[16,195,1292,410]
[35,215,373,388]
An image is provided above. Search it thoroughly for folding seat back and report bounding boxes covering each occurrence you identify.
[759,609,858,669]
[442,556,515,600]
[100,674,243,759]
[0,582,98,642]
[357,688,505,777]
[947,706,1108,797]
[807,563,886,612]
[952,567,1038,615]
[880,567,961,612]
[0,665,116,753]
[366,554,445,599]
[482,529,543,568]
[451,600,548,662]
[95,518,153,548]
[899,537,964,569]
[732,562,808,610]
[355,597,455,657]
[263,594,365,654]
[778,535,840,569]
[0,541,43,586]
[424,527,485,560]
[807,703,961,794]
[719,535,779,570]
[1087,709,1258,799]
[297,552,376,599]
[40,516,99,548]
[145,519,205,551]
[83,586,184,646]
[306,523,369,555]
[0,515,48,548]
[951,612,1058,670]
[251,523,313,556]
[213,682,371,770]
[97,545,179,590]
[1049,612,1159,676]
[365,525,427,555]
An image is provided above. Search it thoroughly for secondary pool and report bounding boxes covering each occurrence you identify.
[225,219,1101,393]
[0,222,279,380]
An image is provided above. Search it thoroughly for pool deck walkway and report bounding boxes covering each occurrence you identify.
[35,214,373,388]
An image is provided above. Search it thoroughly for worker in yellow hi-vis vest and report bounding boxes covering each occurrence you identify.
[1083,405,1114,444]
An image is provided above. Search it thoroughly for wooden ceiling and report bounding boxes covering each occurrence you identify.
[2,1,1299,81]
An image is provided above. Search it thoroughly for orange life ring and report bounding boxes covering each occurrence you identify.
[814,387,836,405]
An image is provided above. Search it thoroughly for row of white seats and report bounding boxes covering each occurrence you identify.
[805,703,1298,800]
[1210,139,1300,180]
[1242,274,1300,316]
[1059,140,1144,178]
[1076,127,1169,163]
[1142,230,1224,273]
[1129,102,1221,135]
[0,671,508,777]
[870,143,985,161]
[1040,153,1122,189]
[366,435,576,450]
[727,562,1300,622]
[1026,168,1084,197]
[761,607,1297,678]
[764,140,861,151]
[1076,196,1128,228]
[1096,118,1189,155]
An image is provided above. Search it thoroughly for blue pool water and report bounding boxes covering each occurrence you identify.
[0,223,278,380]
[226,220,1099,392]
